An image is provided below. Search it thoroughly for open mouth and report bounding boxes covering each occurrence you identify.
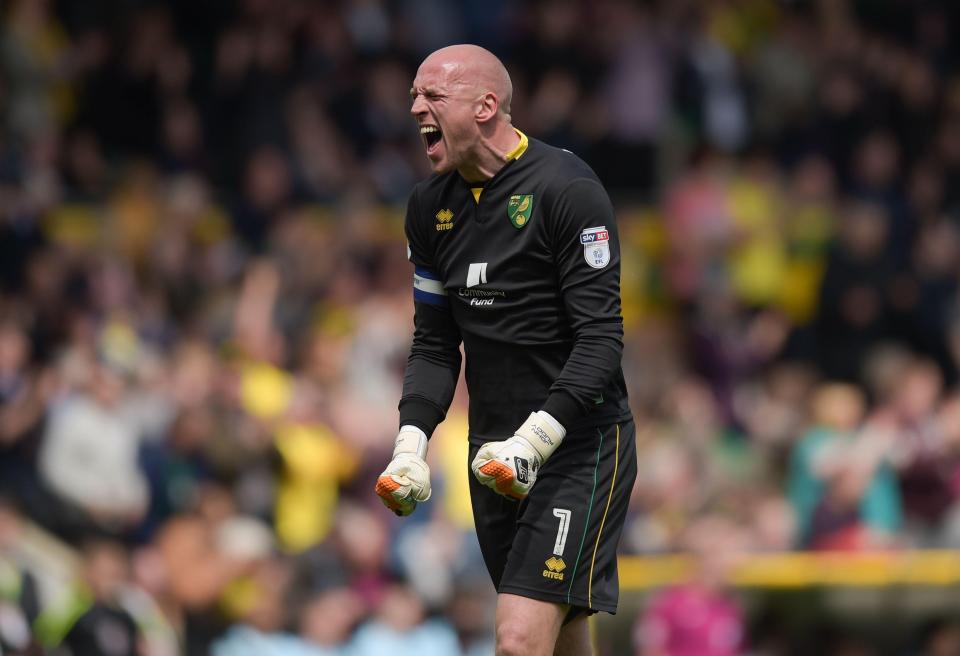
[420,124,442,154]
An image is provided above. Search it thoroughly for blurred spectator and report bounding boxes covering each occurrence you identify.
[663,148,735,304]
[778,155,836,327]
[272,389,358,553]
[298,586,365,652]
[330,502,390,609]
[725,152,787,309]
[0,319,52,509]
[40,540,142,656]
[815,200,896,380]
[588,1,669,195]
[676,7,749,153]
[37,359,151,540]
[0,500,41,655]
[747,10,816,144]
[872,359,960,546]
[633,517,746,656]
[896,219,960,383]
[1,0,75,142]
[152,493,266,653]
[788,383,902,550]
[350,584,462,656]
[233,146,293,250]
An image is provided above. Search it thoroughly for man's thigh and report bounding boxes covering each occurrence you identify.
[469,419,638,614]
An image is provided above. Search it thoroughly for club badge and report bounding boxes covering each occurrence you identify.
[507,194,533,229]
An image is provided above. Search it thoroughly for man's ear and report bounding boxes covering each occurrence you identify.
[476,92,499,124]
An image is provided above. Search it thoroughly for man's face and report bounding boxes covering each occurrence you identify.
[410,59,480,174]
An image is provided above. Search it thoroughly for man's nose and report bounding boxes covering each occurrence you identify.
[410,94,426,116]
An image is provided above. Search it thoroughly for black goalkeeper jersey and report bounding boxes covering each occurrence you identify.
[399,135,631,443]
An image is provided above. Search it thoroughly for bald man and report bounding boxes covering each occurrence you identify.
[376,44,637,656]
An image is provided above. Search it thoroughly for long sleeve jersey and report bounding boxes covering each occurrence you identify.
[399,134,631,443]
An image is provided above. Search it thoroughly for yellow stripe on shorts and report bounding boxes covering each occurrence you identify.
[588,423,620,605]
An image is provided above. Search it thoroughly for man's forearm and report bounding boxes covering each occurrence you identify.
[398,301,462,435]
[544,321,623,427]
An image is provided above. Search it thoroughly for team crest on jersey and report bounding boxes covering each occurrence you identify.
[580,227,610,268]
[507,194,533,229]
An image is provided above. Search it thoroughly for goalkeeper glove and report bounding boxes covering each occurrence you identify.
[471,411,566,500]
[375,426,431,516]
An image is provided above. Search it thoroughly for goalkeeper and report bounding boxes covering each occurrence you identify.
[375,44,636,656]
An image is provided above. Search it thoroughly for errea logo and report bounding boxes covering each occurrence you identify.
[543,557,566,581]
[435,208,454,231]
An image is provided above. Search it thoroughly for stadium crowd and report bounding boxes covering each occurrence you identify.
[2,0,960,653]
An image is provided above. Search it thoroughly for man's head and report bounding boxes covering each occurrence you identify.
[410,44,514,176]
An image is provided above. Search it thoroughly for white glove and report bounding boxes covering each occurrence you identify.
[471,411,566,500]
[375,426,431,516]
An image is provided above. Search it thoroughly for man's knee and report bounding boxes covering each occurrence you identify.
[495,593,565,656]
[496,619,537,656]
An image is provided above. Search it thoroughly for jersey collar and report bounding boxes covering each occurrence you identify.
[461,129,531,200]
[505,129,529,161]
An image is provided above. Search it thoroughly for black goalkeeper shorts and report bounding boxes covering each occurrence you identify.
[468,419,637,615]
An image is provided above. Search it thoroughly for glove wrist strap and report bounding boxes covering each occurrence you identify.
[515,411,566,463]
[395,425,429,460]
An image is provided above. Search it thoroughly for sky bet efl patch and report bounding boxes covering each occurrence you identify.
[580,226,610,268]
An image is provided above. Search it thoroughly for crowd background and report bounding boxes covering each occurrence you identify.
[2,0,960,654]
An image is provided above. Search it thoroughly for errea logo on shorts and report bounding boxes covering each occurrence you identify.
[543,557,566,581]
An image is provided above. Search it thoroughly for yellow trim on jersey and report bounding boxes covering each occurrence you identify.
[505,129,529,161]
[471,130,528,204]
[588,423,620,605]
